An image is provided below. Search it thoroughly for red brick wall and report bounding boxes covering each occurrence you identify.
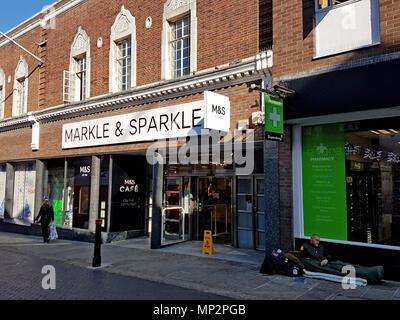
[0,0,261,118]
[0,28,42,118]
[273,0,400,79]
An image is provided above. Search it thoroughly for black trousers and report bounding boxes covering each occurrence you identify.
[41,223,50,242]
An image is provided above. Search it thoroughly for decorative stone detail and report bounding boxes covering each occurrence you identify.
[0,68,4,84]
[111,6,136,41]
[0,52,273,131]
[167,0,190,11]
[15,56,28,80]
[71,27,90,57]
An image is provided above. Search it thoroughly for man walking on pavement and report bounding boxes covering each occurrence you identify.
[34,196,54,243]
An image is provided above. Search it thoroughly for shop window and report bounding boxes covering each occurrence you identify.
[44,159,66,227]
[110,155,146,232]
[109,6,136,93]
[302,118,400,247]
[12,162,36,224]
[67,157,92,230]
[161,0,197,80]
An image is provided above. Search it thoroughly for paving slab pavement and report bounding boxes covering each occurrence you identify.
[1,232,399,300]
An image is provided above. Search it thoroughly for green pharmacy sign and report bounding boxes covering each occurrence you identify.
[265,95,284,142]
[302,124,348,241]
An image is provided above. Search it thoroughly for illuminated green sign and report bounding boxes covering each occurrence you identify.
[265,95,284,142]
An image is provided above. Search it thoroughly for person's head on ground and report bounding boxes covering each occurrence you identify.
[310,234,321,247]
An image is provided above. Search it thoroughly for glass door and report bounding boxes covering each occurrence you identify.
[255,177,265,250]
[163,177,185,241]
[237,176,265,250]
[237,177,254,249]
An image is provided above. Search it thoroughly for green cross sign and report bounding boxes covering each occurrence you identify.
[265,95,284,141]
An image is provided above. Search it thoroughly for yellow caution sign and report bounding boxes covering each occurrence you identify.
[203,230,215,255]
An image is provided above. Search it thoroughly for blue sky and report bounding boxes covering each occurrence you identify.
[0,0,54,32]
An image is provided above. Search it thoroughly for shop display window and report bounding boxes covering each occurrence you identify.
[67,157,91,230]
[44,159,65,227]
[302,118,400,246]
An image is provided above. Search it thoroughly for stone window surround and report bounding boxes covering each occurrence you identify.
[161,0,197,81]
[70,26,91,102]
[109,5,137,93]
[12,56,28,117]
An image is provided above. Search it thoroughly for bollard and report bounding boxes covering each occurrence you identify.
[92,219,103,268]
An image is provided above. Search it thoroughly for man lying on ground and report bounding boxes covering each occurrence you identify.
[300,234,384,284]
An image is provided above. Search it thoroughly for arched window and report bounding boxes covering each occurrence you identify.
[64,27,91,103]
[161,0,197,80]
[109,6,136,93]
[13,57,28,117]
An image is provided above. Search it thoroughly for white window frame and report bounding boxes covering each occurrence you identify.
[12,56,28,117]
[68,27,91,103]
[161,0,197,81]
[0,68,5,119]
[170,15,191,79]
[109,6,136,93]
[291,107,400,251]
[116,39,132,92]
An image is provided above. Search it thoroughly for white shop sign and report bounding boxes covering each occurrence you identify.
[62,91,231,149]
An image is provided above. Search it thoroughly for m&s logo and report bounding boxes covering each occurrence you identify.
[212,104,226,116]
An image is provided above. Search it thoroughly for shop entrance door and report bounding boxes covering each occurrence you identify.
[237,176,265,250]
[163,177,187,242]
[197,177,232,244]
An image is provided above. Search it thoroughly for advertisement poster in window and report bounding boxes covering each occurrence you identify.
[302,124,348,240]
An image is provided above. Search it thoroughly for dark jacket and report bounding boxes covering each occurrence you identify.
[300,241,331,262]
[35,203,54,225]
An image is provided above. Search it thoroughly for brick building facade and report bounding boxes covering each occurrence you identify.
[273,0,400,280]
[0,0,274,251]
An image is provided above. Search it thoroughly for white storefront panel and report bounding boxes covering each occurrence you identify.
[12,162,36,225]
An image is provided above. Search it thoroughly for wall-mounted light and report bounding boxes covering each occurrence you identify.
[248,83,295,99]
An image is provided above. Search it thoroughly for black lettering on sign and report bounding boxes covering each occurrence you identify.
[148,116,158,133]
[65,129,73,143]
[212,104,226,116]
[103,123,110,139]
[139,118,147,134]
[89,125,96,140]
[182,111,190,129]
[130,119,137,135]
[171,112,181,130]
[81,127,88,141]
[193,108,202,128]
[160,114,169,131]
[74,128,81,141]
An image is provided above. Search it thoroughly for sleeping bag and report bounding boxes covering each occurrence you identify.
[302,258,384,284]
